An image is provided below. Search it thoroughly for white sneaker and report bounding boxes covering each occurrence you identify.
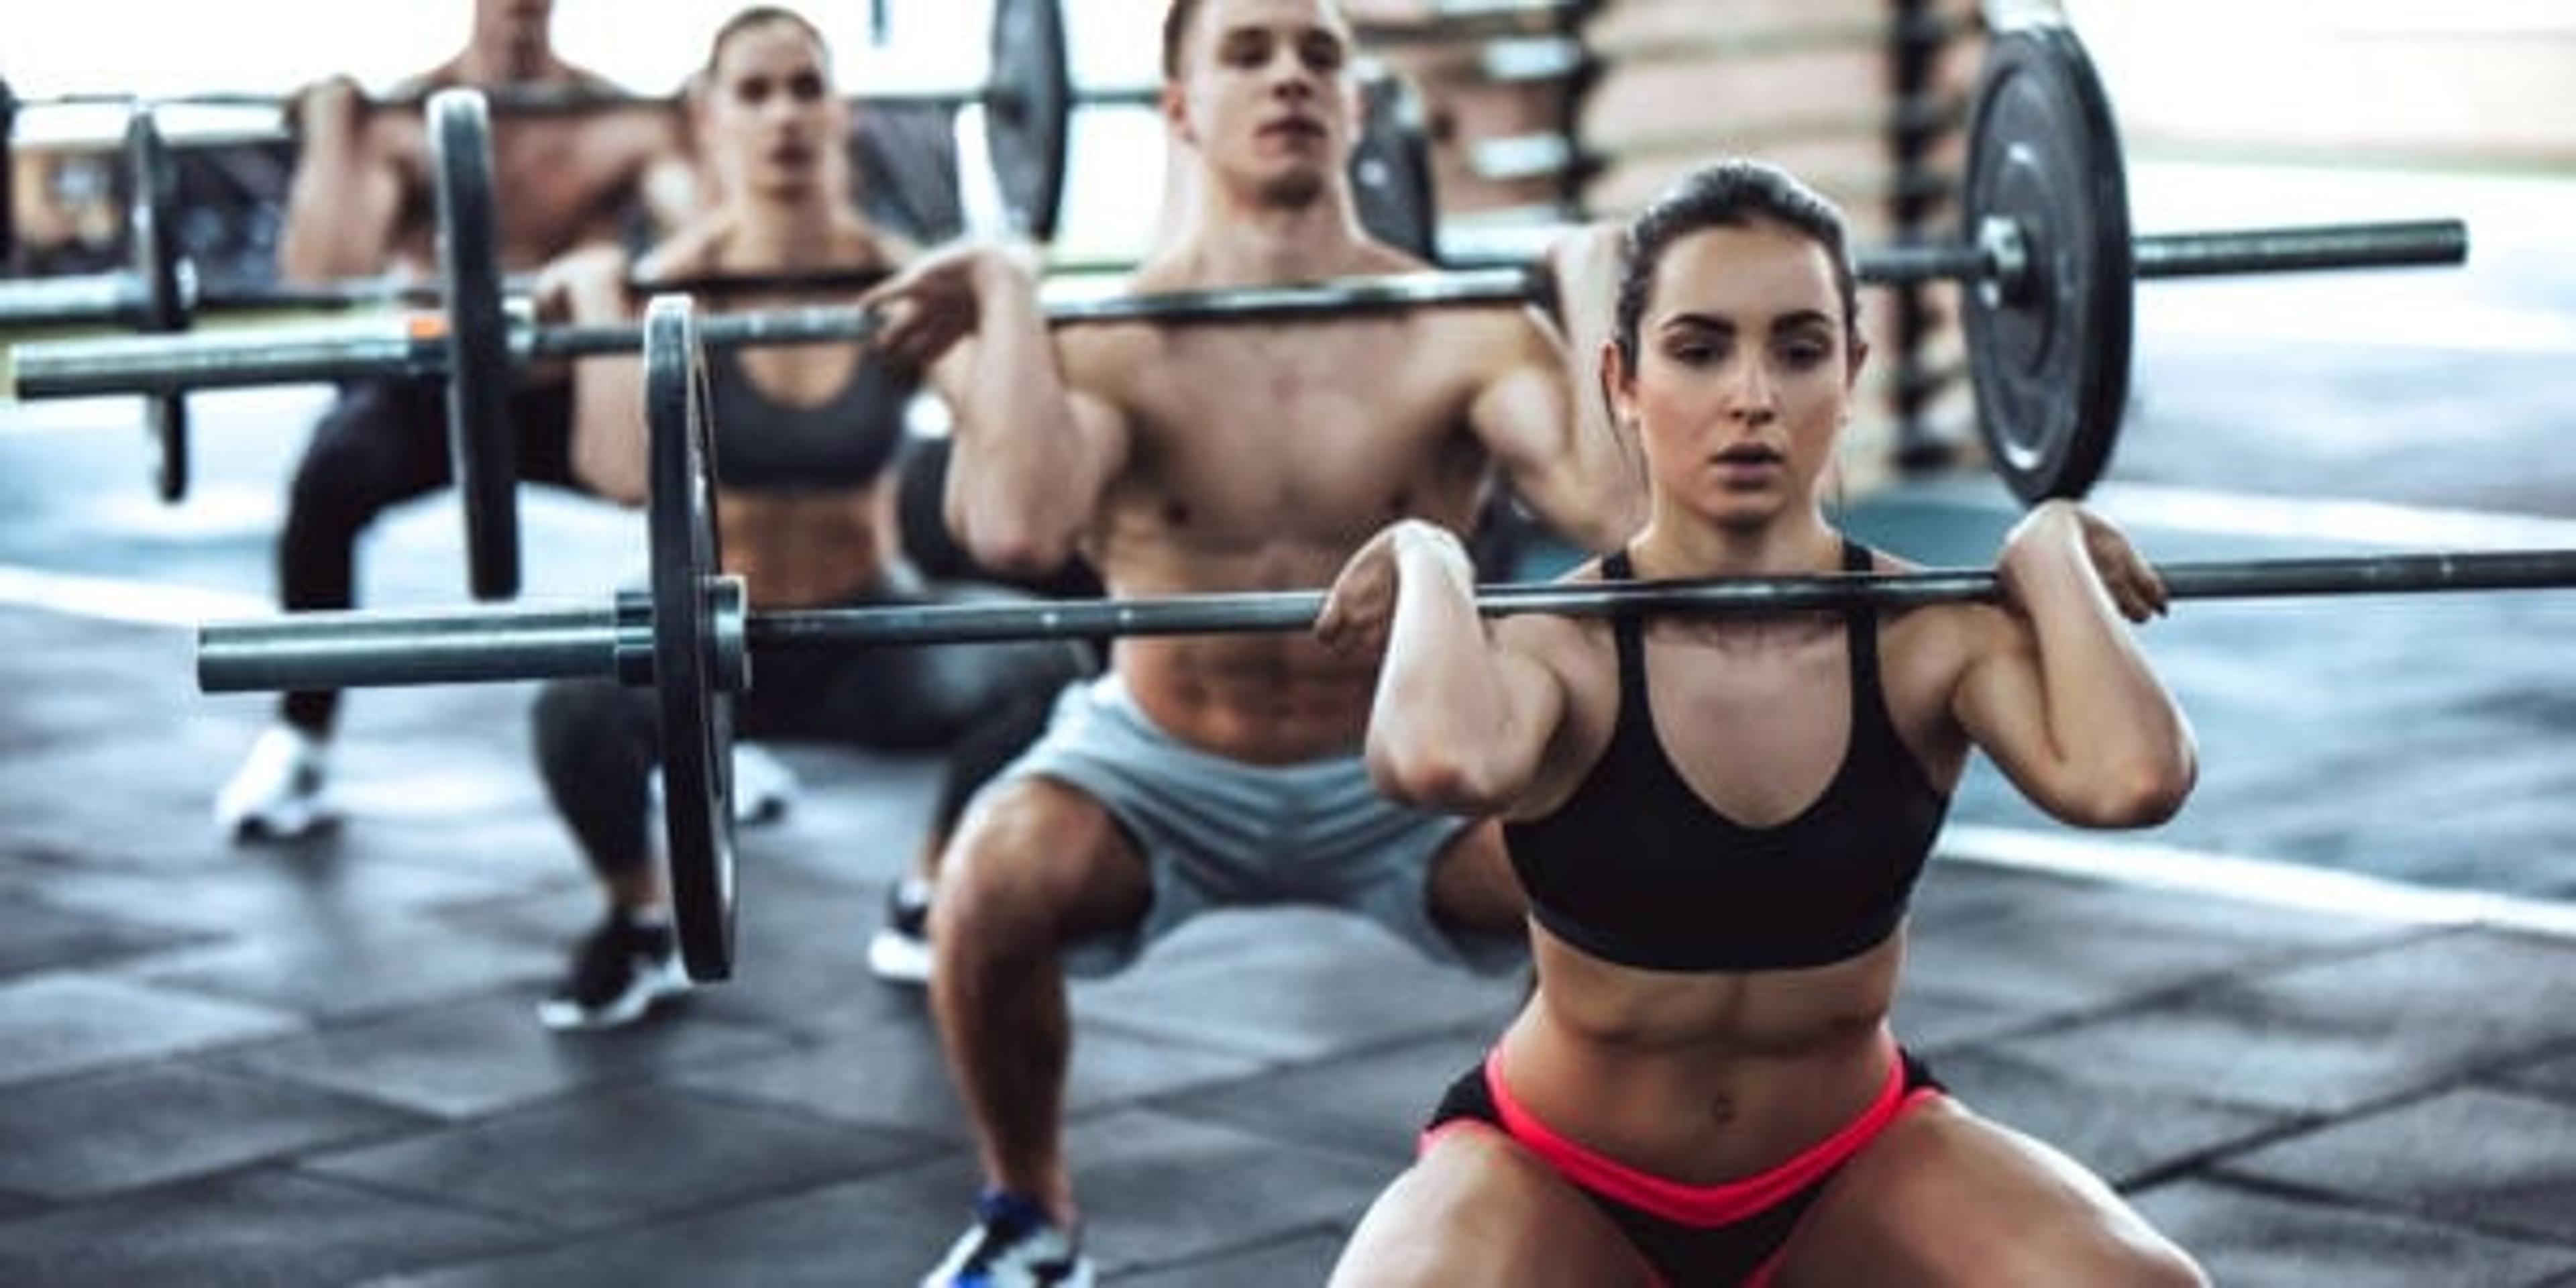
[867,876,935,985]
[214,726,340,841]
[921,1191,1094,1288]
[650,741,797,828]
[535,910,692,1032]
[730,741,798,825]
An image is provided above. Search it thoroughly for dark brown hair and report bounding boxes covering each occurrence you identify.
[704,5,828,81]
[1162,0,1347,80]
[1612,160,1860,373]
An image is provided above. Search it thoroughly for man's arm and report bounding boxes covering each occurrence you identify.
[277,79,411,282]
[873,247,1130,577]
[1462,224,1646,556]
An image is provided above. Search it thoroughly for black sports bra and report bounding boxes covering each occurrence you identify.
[1503,539,1949,973]
[707,345,914,492]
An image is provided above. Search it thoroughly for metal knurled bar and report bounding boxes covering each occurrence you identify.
[197,549,2576,695]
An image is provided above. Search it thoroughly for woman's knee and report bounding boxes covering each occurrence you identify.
[531,680,643,787]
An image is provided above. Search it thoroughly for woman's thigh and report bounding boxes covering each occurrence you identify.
[1774,1097,2204,1287]
[1330,1126,1654,1288]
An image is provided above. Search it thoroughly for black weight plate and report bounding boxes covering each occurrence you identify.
[428,89,522,599]
[127,110,194,501]
[1353,75,1439,260]
[852,99,967,244]
[148,396,189,502]
[983,0,1071,240]
[1,76,16,266]
[1958,23,2133,504]
[125,109,185,332]
[645,297,739,983]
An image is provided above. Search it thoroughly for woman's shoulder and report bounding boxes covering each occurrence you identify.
[635,216,734,280]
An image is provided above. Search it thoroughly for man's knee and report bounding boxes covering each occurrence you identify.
[935,780,1143,953]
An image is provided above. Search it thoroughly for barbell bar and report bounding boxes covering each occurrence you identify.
[193,295,2576,979]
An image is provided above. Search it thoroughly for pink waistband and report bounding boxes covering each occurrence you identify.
[1460,1044,1937,1228]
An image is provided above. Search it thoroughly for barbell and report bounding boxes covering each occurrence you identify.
[0,100,951,337]
[195,294,2576,981]
[1,81,1447,600]
[12,17,2468,588]
[3,0,1076,244]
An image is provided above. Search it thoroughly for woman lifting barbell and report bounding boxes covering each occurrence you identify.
[523,7,1089,1031]
[1316,160,2206,1286]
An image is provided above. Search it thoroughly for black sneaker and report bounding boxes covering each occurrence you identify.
[867,876,934,985]
[536,910,690,1031]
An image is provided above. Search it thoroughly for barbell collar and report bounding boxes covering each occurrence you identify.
[197,547,2576,694]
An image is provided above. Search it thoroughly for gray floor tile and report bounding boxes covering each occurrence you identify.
[1120,1228,1346,1287]
[1890,977,2041,1051]
[2217,1086,2576,1244]
[2134,1177,2576,1288]
[1931,1045,2295,1187]
[1060,1108,1388,1275]
[1072,909,1520,1064]
[360,1179,947,1288]
[0,1063,426,1200]
[123,916,559,1022]
[1149,1032,1490,1166]
[299,1084,935,1234]
[0,1169,539,1288]
[614,1108,1392,1279]
[1974,929,2576,1116]
[0,973,303,1090]
[664,1009,1264,1143]
[2493,1045,2576,1107]
[0,893,209,979]
[1899,876,2416,1025]
[217,994,796,1120]
[32,842,556,940]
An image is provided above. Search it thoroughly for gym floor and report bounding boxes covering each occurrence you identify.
[0,163,2569,1285]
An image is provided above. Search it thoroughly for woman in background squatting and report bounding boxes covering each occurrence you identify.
[525,5,1087,1030]
[1315,160,2206,1286]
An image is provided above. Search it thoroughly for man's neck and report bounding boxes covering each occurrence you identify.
[1170,181,1370,284]
[457,40,558,87]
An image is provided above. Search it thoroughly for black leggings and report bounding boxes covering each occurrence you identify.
[531,581,1092,879]
[279,376,579,734]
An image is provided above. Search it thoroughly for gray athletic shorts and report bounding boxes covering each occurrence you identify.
[987,674,1525,979]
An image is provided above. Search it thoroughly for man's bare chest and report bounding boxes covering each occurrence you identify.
[1110,328,1489,536]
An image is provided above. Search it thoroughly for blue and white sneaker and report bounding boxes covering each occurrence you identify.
[920,1191,1094,1287]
